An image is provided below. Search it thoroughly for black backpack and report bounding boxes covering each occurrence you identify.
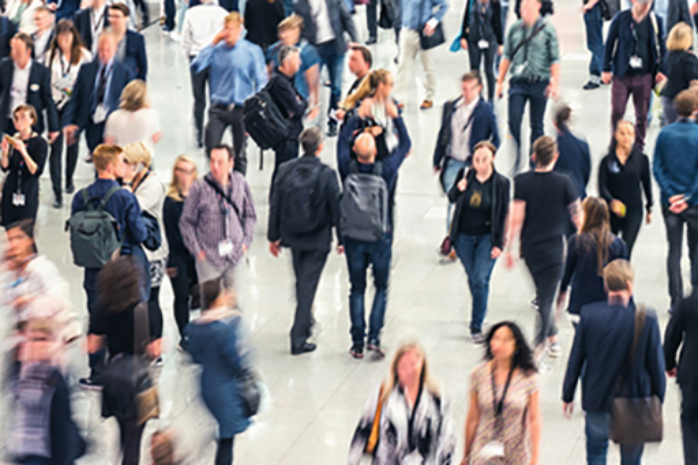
[280,162,325,235]
[242,76,290,150]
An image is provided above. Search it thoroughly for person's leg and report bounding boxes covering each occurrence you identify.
[683,205,698,290]
[661,95,679,126]
[190,60,208,147]
[680,384,698,465]
[164,0,175,30]
[662,204,685,309]
[630,74,653,151]
[584,3,604,84]
[619,444,644,465]
[483,45,496,102]
[84,120,105,155]
[454,233,478,324]
[467,39,482,73]
[393,29,419,103]
[527,261,562,347]
[584,411,610,465]
[119,417,145,465]
[367,233,393,345]
[230,107,247,175]
[507,81,527,172]
[419,44,437,102]
[528,80,549,153]
[620,208,643,259]
[272,139,299,183]
[290,248,329,349]
[609,212,622,236]
[611,76,632,141]
[84,270,106,377]
[366,0,377,41]
[65,135,78,190]
[470,235,497,334]
[168,253,190,338]
[49,118,63,203]
[344,238,369,348]
[148,284,163,339]
[215,437,234,465]
[204,106,227,159]
[327,49,345,118]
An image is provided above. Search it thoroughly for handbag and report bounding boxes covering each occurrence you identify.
[609,306,663,445]
[418,0,446,50]
[365,384,386,455]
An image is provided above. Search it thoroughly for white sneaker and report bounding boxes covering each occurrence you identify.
[548,342,562,358]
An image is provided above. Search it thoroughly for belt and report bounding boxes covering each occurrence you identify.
[211,102,239,111]
[510,75,549,84]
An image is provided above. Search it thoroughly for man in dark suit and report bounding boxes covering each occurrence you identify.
[0,33,58,141]
[294,0,357,137]
[73,0,109,54]
[562,259,666,465]
[63,31,133,157]
[47,0,82,21]
[108,3,147,81]
[0,16,16,60]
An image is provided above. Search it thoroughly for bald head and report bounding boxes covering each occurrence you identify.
[354,133,377,162]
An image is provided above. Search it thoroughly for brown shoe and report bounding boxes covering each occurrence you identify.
[420,100,434,110]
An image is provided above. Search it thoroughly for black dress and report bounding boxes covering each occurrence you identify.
[1,135,48,227]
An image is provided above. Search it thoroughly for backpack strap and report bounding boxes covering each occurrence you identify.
[100,185,121,209]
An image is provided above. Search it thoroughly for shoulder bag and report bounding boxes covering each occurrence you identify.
[418,0,446,50]
[364,384,386,455]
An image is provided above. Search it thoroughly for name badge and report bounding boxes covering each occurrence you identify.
[478,39,490,49]
[480,440,505,459]
[629,56,643,69]
[12,193,25,206]
[514,62,528,75]
[92,104,108,124]
[218,239,234,257]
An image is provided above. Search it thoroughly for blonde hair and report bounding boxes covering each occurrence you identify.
[225,12,243,26]
[667,22,693,51]
[277,14,303,31]
[603,259,634,292]
[119,79,148,112]
[93,144,124,172]
[340,69,392,111]
[167,155,198,201]
[382,341,440,404]
[123,141,152,168]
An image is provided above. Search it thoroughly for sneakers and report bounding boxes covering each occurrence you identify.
[78,377,102,391]
[367,340,385,360]
[326,125,338,138]
[470,332,487,344]
[548,342,562,358]
[350,344,364,359]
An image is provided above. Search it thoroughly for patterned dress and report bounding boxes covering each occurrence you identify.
[469,362,538,465]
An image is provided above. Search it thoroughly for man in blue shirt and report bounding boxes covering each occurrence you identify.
[337,109,410,359]
[192,12,268,175]
[653,90,698,310]
[70,144,147,388]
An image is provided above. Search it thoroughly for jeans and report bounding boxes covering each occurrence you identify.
[394,28,437,102]
[467,39,497,101]
[611,74,654,151]
[290,248,329,349]
[315,41,344,128]
[50,106,79,202]
[345,233,393,346]
[454,233,497,334]
[661,95,679,125]
[525,260,561,346]
[205,105,247,175]
[442,158,469,231]
[662,203,698,309]
[584,3,604,78]
[164,0,176,30]
[681,384,698,465]
[508,79,549,172]
[168,250,197,338]
[585,411,644,465]
[216,437,234,465]
[610,206,643,259]
[117,417,146,465]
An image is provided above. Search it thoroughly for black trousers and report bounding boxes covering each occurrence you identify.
[189,56,208,144]
[682,384,698,465]
[467,39,497,101]
[290,248,329,350]
[205,105,247,175]
[215,437,234,465]
[168,251,198,338]
[50,107,79,201]
[117,417,145,465]
[610,206,643,259]
[272,139,299,184]
[525,260,562,347]
[132,0,149,26]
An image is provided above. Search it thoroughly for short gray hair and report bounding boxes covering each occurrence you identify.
[299,127,323,154]
[278,45,300,66]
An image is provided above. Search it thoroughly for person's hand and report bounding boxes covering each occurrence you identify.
[667,368,678,378]
[582,0,597,12]
[386,100,398,119]
[423,22,436,37]
[669,194,685,205]
[213,29,226,45]
[337,245,344,255]
[269,241,281,257]
[563,402,574,418]
[166,267,178,278]
[64,125,79,145]
[496,81,505,99]
[670,200,689,214]
[335,108,346,120]
[646,211,653,224]
[491,247,502,259]
[610,199,625,217]
[358,98,373,119]
[242,244,248,252]
[460,38,468,50]
[1,137,9,156]
[656,72,666,84]
[48,131,59,144]
[545,80,559,99]
[308,107,320,121]
[498,44,504,55]
[457,178,468,192]
[602,72,612,85]
[196,250,206,262]
[505,250,517,269]
[12,139,26,155]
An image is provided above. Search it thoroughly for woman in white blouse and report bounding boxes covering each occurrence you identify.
[5,0,42,34]
[46,19,91,208]
[104,80,162,157]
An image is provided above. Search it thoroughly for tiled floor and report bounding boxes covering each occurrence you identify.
[0,0,690,463]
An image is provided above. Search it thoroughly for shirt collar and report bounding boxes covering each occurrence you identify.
[456,97,479,111]
[14,59,31,72]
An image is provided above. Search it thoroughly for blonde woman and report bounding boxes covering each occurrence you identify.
[660,22,698,124]
[104,80,162,154]
[348,341,455,464]
[164,155,198,347]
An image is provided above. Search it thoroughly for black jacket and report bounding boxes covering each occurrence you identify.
[554,126,591,199]
[244,0,286,48]
[73,7,108,52]
[268,154,341,250]
[666,0,698,34]
[294,0,358,53]
[665,290,698,387]
[661,50,698,100]
[461,0,503,45]
[0,17,15,60]
[0,58,58,134]
[267,69,308,140]
[448,168,510,249]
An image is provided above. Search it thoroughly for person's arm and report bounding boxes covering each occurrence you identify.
[191,43,215,74]
[647,314,667,402]
[461,0,471,38]
[581,142,591,190]
[447,167,467,203]
[275,78,307,117]
[252,46,269,91]
[489,108,500,148]
[337,116,360,179]
[597,156,614,203]
[493,0,503,45]
[433,102,450,169]
[267,166,284,243]
[181,14,192,57]
[241,179,257,249]
[327,170,343,246]
[682,147,698,204]
[338,0,358,43]
[562,318,586,404]
[657,16,667,75]
[435,396,456,463]
[641,154,654,214]
[430,0,449,23]
[133,177,161,213]
[603,14,620,74]
[664,301,685,375]
[305,62,320,109]
[558,235,578,294]
[505,200,525,255]
[528,390,541,465]
[652,134,677,199]
[137,34,148,81]
[178,181,204,259]
[26,138,47,176]
[462,391,480,462]
[493,178,510,252]
[42,67,59,134]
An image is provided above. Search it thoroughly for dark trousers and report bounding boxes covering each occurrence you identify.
[681,384,698,465]
[345,233,393,346]
[584,3,604,77]
[50,107,79,201]
[116,417,146,465]
[610,206,643,259]
[205,105,247,175]
[525,260,562,347]
[215,437,234,465]
[366,0,400,41]
[132,0,149,26]
[467,39,497,101]
[585,411,644,465]
[164,0,175,30]
[189,56,208,144]
[272,139,299,183]
[508,79,549,172]
[84,268,106,376]
[168,251,197,338]
[315,41,344,129]
[611,74,654,151]
[290,247,329,349]
[84,120,105,154]
[662,204,698,309]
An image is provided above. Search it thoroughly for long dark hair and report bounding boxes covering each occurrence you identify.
[96,256,143,314]
[577,197,615,275]
[48,19,85,67]
[484,321,537,374]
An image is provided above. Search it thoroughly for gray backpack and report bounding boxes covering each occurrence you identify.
[66,186,121,268]
[340,160,389,242]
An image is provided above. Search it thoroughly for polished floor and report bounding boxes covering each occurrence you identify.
[0,0,691,463]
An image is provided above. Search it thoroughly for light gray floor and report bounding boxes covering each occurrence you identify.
[0,0,690,463]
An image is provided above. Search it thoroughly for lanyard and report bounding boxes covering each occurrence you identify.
[91,8,105,41]
[59,53,72,78]
[630,21,640,55]
[490,364,514,425]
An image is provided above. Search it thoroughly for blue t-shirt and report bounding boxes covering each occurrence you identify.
[266,40,320,99]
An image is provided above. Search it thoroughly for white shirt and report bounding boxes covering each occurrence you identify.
[48,49,92,109]
[308,0,335,44]
[450,97,479,162]
[181,3,228,57]
[9,60,31,118]
[33,29,52,64]
[5,0,42,34]
[104,108,161,155]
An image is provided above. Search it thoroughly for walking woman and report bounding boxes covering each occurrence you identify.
[460,0,503,101]
[104,80,162,155]
[448,141,510,343]
[46,19,92,208]
[557,197,628,321]
[598,120,653,259]
[186,279,255,465]
[164,155,198,348]
[348,341,455,464]
[0,105,48,227]
[660,22,698,125]
[461,321,540,465]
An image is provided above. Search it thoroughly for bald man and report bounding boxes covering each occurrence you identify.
[336,108,411,359]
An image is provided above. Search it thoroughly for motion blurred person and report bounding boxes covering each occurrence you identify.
[108,3,148,80]
[30,6,53,63]
[335,44,371,122]
[552,104,591,202]
[5,0,42,34]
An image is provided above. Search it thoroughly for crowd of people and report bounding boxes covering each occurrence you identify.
[3,0,698,463]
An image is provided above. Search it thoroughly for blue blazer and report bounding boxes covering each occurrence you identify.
[554,126,591,199]
[603,10,666,77]
[0,18,16,60]
[73,7,108,52]
[121,30,148,81]
[48,0,81,21]
[562,301,666,413]
[62,60,133,131]
[0,58,58,134]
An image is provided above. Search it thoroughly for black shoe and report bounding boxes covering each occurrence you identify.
[367,340,385,360]
[327,126,338,138]
[366,37,377,45]
[291,342,317,355]
[65,183,75,194]
[583,80,600,90]
[78,377,102,391]
[52,199,62,209]
[350,344,364,359]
